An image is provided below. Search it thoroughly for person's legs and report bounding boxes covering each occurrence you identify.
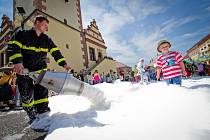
[166,78,172,85]
[34,84,50,114]
[0,85,4,109]
[0,88,4,110]
[140,74,144,84]
[4,84,15,109]
[172,76,182,85]
[17,75,36,121]
[198,72,203,76]
[14,85,21,107]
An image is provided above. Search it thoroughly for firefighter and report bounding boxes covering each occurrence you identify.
[7,15,71,123]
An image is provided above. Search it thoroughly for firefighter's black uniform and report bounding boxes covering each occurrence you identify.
[8,29,67,120]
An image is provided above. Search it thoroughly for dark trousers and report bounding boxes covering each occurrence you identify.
[0,84,13,102]
[16,74,49,117]
[199,71,205,76]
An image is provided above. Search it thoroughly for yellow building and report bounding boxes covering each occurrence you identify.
[187,34,210,65]
[0,0,116,76]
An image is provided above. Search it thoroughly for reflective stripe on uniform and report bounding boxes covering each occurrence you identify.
[22,98,48,107]
[9,40,48,52]
[8,41,23,48]
[57,58,65,64]
[22,101,34,107]
[9,53,22,61]
[22,45,48,52]
[50,48,59,54]
[34,98,49,105]
[34,68,48,74]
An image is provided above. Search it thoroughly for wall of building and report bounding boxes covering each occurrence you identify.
[199,38,210,56]
[89,58,116,76]
[84,20,107,68]
[12,0,117,74]
[14,0,82,31]
[46,16,84,72]
[86,41,107,68]
[188,48,199,60]
[14,0,35,17]
[46,0,81,31]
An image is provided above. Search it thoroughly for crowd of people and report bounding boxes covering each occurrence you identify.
[70,69,117,85]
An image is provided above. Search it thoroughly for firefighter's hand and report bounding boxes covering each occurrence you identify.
[64,64,71,72]
[14,63,24,75]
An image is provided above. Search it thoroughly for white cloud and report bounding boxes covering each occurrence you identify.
[161,16,197,33]
[100,7,135,35]
[129,15,198,63]
[131,28,163,61]
[80,1,198,66]
[80,0,166,66]
[182,32,199,38]
[110,0,165,16]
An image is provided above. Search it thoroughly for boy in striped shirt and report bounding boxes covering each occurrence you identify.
[155,40,187,85]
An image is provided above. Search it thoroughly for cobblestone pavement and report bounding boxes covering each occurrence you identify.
[0,110,47,140]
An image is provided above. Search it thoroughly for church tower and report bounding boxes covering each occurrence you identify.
[14,0,83,31]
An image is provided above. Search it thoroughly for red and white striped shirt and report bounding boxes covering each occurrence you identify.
[154,51,184,79]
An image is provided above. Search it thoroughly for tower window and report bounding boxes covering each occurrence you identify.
[66,44,69,49]
[64,19,67,25]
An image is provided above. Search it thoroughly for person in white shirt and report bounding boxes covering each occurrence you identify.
[137,58,148,84]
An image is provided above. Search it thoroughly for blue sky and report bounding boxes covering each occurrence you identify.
[0,0,13,21]
[80,0,210,66]
[1,0,210,67]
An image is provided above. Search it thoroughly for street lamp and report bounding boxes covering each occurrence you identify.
[17,7,25,16]
[17,7,25,29]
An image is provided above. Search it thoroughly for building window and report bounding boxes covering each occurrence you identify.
[66,44,69,49]
[64,19,67,25]
[89,47,95,61]
[98,52,102,61]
